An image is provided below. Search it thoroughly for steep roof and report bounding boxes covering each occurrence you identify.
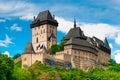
[92,37,111,54]
[36,10,54,22]
[63,27,86,40]
[65,37,95,48]
[104,37,110,49]
[30,10,58,28]
[23,42,35,54]
[64,37,97,54]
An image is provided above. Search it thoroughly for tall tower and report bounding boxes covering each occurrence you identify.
[30,10,58,53]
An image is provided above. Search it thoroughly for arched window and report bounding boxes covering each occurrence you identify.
[36,37,38,43]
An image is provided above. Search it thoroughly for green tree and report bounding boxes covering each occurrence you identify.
[107,64,120,72]
[49,44,60,55]
[0,52,14,80]
[12,67,32,80]
[13,54,21,59]
[109,59,116,66]
[59,40,67,51]
[49,40,67,55]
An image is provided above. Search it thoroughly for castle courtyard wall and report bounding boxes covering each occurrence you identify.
[71,49,97,70]
[21,52,44,68]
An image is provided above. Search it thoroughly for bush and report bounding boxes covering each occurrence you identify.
[0,52,14,80]
[49,40,67,55]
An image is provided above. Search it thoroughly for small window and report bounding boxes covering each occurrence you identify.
[43,29,45,33]
[37,33,38,35]
[36,37,38,43]
[41,30,42,34]
[67,51,69,54]
[24,58,26,61]
[74,51,76,54]
[34,27,36,30]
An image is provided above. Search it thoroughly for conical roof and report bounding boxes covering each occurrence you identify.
[23,42,35,54]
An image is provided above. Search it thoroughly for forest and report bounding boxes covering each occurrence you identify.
[0,52,120,80]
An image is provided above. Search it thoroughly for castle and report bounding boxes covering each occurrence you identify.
[21,10,111,70]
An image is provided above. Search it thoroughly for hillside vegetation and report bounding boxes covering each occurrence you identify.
[0,52,120,80]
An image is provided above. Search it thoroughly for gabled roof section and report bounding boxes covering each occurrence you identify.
[64,37,97,54]
[93,36,111,54]
[30,10,58,28]
[65,37,95,48]
[104,37,110,49]
[23,42,35,54]
[93,37,104,46]
[63,27,86,40]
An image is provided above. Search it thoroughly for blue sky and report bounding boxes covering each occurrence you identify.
[0,0,120,63]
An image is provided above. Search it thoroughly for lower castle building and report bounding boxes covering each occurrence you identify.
[21,10,111,70]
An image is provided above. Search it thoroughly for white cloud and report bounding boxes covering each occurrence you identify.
[56,17,73,33]
[0,19,6,22]
[0,1,38,20]
[20,14,34,20]
[81,23,120,40]
[56,17,120,43]
[10,24,22,31]
[115,33,120,45]
[109,43,113,49]
[0,34,14,47]
[114,50,120,63]
[3,51,10,57]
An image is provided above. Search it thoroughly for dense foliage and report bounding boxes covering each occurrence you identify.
[1,52,120,80]
[13,54,21,59]
[50,40,67,55]
[28,60,120,80]
[0,52,14,80]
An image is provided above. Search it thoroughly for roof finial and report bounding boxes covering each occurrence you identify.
[74,18,76,28]
[34,16,36,20]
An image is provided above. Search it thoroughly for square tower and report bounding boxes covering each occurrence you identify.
[30,10,58,53]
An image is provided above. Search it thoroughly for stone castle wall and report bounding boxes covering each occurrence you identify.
[21,47,110,70]
[21,52,44,68]
[14,56,21,63]
[70,49,97,70]
[22,51,71,68]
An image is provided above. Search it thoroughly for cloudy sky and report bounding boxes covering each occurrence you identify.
[0,0,120,63]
